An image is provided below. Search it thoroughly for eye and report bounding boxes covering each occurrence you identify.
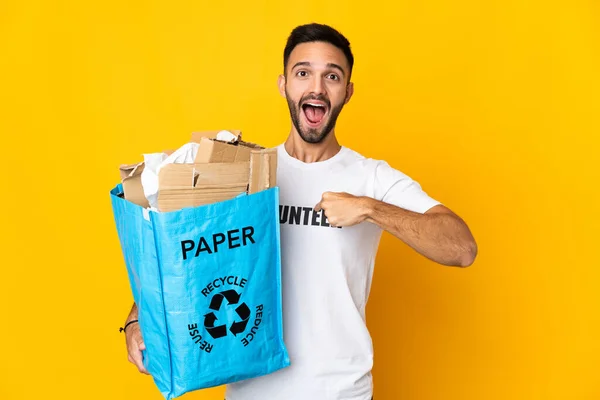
[296,70,308,77]
[327,73,340,81]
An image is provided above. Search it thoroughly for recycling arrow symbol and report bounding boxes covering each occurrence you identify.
[204,290,251,339]
[209,289,241,311]
[230,302,250,336]
[203,311,227,339]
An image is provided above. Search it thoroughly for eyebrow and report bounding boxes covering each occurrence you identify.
[291,61,346,77]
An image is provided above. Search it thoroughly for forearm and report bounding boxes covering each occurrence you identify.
[126,302,138,323]
[363,198,477,267]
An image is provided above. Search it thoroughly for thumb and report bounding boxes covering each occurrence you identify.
[314,201,322,212]
[137,339,146,351]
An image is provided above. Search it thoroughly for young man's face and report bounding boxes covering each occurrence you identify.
[279,41,354,144]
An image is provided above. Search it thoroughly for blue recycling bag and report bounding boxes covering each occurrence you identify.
[111,184,289,399]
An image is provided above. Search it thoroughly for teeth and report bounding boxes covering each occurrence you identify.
[306,103,325,108]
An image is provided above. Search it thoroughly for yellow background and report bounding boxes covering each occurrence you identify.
[1,0,598,399]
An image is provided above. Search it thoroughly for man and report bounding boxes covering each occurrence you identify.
[124,23,477,400]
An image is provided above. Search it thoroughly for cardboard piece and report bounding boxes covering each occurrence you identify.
[157,162,250,189]
[119,162,150,208]
[248,148,277,194]
[157,162,250,211]
[192,130,265,164]
[195,137,253,163]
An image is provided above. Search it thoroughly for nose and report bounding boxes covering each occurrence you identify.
[309,75,326,96]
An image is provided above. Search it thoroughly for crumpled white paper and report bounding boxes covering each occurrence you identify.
[216,130,239,143]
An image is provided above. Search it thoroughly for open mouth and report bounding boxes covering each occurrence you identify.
[301,102,329,127]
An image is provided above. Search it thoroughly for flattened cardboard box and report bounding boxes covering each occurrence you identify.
[155,150,276,210]
[157,162,251,212]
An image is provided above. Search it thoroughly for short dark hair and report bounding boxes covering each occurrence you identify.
[283,23,354,81]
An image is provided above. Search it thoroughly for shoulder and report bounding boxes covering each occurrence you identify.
[341,146,379,167]
[341,147,406,177]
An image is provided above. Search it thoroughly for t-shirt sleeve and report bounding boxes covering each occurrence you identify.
[373,161,441,214]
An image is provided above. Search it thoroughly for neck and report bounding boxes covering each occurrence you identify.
[284,128,342,163]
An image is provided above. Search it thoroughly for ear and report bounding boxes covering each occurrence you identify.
[344,81,354,105]
[277,74,286,98]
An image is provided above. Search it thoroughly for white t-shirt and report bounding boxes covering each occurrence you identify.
[225,144,440,400]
